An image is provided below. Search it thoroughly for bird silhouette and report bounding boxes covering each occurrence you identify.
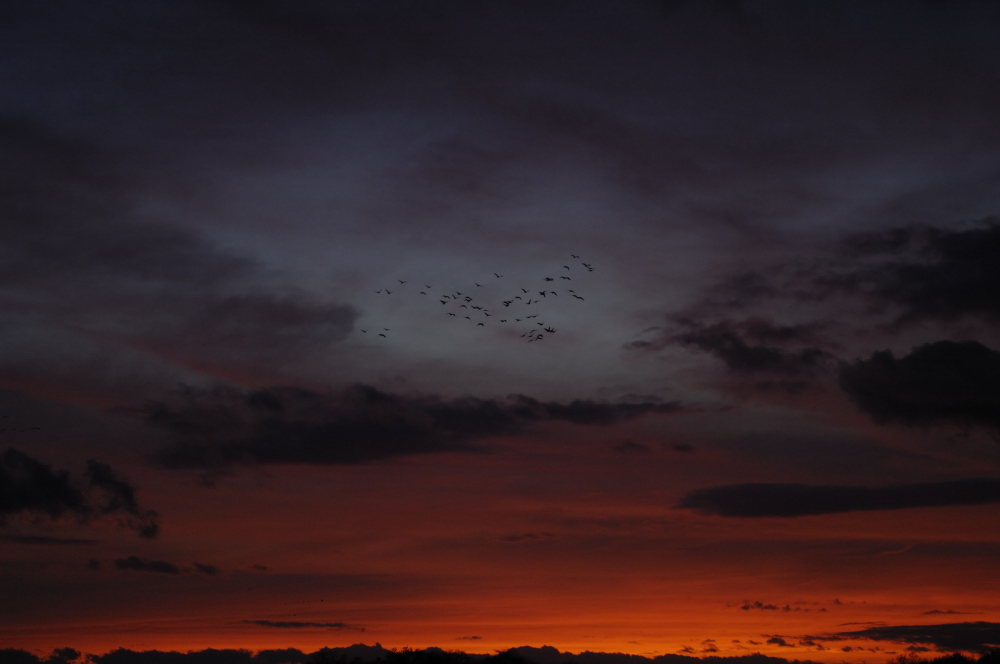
[560,276,570,280]
[441,300,447,304]
[538,291,546,297]
[465,316,471,320]
[573,294,585,300]
[383,328,390,331]
[386,289,392,294]
[476,283,482,287]
[448,313,456,316]
[521,288,529,293]
[360,329,367,333]
[477,322,484,326]
[500,319,507,322]
[398,280,406,284]
[571,254,579,258]
[495,273,503,278]
[420,291,427,295]
[460,304,468,308]
[375,290,382,294]
[544,277,554,281]
[544,327,555,333]
[378,333,386,338]
[563,265,570,270]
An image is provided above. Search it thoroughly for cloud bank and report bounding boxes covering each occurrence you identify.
[677,479,1000,517]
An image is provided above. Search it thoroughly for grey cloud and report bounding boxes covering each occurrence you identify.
[0,117,357,392]
[628,318,835,387]
[0,448,159,537]
[678,478,1000,517]
[136,384,684,471]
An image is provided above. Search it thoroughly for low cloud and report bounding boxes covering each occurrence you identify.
[0,449,159,537]
[241,620,362,631]
[134,384,684,472]
[835,621,1000,653]
[678,478,1000,517]
[114,556,179,575]
[193,563,219,576]
[839,340,1000,430]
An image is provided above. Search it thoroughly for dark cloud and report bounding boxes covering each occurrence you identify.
[241,620,361,631]
[85,461,160,538]
[0,448,158,537]
[924,611,973,616]
[765,638,793,648]
[826,221,1000,325]
[613,441,651,454]
[671,443,695,453]
[193,563,220,576]
[677,478,1000,517]
[835,621,1000,654]
[133,384,684,471]
[839,340,1000,430]
[113,556,180,575]
[0,534,98,545]
[629,318,834,382]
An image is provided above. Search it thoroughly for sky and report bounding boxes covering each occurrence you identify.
[3,0,1000,660]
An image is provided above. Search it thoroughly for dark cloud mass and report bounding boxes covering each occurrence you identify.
[677,478,1000,517]
[113,556,179,575]
[138,384,683,470]
[836,622,1000,654]
[828,221,1000,324]
[0,449,158,537]
[839,341,1000,430]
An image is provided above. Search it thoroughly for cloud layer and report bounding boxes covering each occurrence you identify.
[677,479,1000,517]
[135,385,683,470]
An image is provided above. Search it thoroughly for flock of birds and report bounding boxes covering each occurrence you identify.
[359,255,596,343]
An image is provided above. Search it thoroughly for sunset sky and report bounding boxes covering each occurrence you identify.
[3,1,1000,661]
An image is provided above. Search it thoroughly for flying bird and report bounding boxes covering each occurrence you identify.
[378,333,386,338]
[477,322,484,326]
[544,327,555,333]
[563,265,570,270]
[476,283,482,287]
[375,290,382,294]
[560,276,570,280]
[494,273,503,278]
[398,280,406,284]
[383,328,390,331]
[522,288,529,293]
[544,277,554,281]
[448,313,456,316]
[441,301,447,304]
[571,254,579,258]
[538,291,546,297]
[385,289,392,294]
[420,291,427,295]
[465,316,471,320]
